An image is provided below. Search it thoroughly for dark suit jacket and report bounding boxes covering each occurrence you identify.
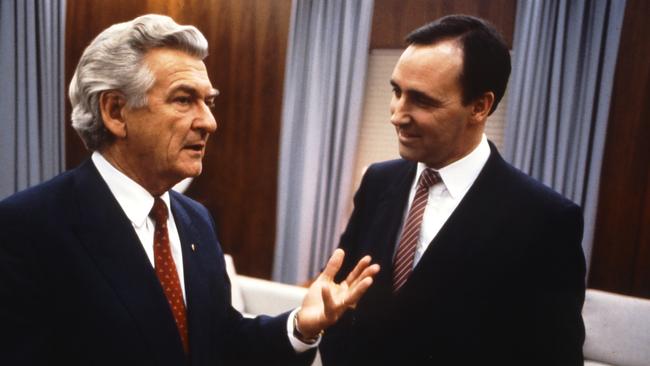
[0,160,314,366]
[320,143,586,365]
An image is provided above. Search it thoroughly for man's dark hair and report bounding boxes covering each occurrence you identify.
[406,14,511,115]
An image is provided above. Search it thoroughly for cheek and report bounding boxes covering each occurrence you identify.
[414,112,438,135]
[168,127,198,162]
[169,125,191,149]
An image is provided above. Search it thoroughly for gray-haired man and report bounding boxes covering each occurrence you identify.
[0,14,379,366]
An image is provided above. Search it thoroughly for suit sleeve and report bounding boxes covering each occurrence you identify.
[0,202,52,364]
[195,204,316,366]
[528,202,586,365]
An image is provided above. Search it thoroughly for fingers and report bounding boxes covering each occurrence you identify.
[359,263,381,283]
[344,263,380,307]
[344,276,375,309]
[350,263,380,289]
[344,255,372,285]
[320,248,345,280]
[320,261,380,324]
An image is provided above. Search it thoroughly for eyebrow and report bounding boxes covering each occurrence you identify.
[168,84,219,99]
[390,79,442,107]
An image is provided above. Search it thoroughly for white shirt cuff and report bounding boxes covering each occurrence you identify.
[287,307,321,352]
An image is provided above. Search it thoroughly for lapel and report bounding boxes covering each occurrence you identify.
[70,160,186,364]
[169,192,216,366]
[403,143,511,291]
[367,161,417,287]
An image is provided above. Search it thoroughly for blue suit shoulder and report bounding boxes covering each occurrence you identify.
[499,158,581,213]
[0,169,76,219]
[362,159,414,187]
[169,190,218,232]
[169,190,210,216]
[365,159,412,178]
[364,150,580,216]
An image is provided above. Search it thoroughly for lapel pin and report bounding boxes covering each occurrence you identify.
[191,243,197,252]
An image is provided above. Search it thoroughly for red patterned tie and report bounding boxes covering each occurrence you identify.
[150,197,189,354]
[392,168,439,292]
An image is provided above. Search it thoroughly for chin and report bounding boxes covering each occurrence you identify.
[187,168,202,177]
[177,163,203,178]
[398,146,421,162]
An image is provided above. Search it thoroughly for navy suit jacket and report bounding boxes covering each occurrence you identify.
[320,143,586,365]
[0,160,314,366]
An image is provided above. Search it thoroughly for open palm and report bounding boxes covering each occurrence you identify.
[296,249,380,338]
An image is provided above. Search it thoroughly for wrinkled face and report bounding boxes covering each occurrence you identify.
[390,40,477,169]
[122,48,218,187]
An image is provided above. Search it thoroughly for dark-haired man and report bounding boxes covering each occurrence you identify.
[320,15,585,365]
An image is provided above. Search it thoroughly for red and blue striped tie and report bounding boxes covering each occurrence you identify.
[392,168,439,292]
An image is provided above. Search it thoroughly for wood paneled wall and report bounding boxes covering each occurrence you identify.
[65,0,517,280]
[371,0,516,49]
[65,0,292,278]
[588,0,650,298]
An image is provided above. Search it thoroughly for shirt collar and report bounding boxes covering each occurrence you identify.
[91,151,171,228]
[416,134,491,199]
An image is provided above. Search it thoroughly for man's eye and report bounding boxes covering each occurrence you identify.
[175,96,192,105]
[206,98,216,109]
[415,98,429,106]
[392,87,401,97]
[414,97,436,108]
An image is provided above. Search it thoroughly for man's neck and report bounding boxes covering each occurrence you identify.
[98,147,171,196]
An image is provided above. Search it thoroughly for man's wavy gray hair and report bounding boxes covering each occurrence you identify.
[69,14,209,150]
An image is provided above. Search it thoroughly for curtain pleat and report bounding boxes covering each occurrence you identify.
[0,0,66,199]
[504,0,626,268]
[273,0,374,284]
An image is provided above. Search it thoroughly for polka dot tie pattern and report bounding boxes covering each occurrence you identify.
[150,197,189,354]
[392,168,440,293]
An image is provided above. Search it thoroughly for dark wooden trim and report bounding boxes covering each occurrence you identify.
[65,0,291,279]
[370,0,516,49]
[588,0,650,298]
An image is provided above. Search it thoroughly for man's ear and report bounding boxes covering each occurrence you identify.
[99,90,128,138]
[470,91,495,124]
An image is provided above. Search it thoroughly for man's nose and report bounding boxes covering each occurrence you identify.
[195,102,218,134]
[390,97,410,126]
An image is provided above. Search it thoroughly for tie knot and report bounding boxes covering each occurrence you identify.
[150,197,168,223]
[418,168,439,189]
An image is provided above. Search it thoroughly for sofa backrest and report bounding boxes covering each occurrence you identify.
[224,254,246,313]
[583,289,650,366]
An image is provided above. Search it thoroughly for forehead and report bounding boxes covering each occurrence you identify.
[143,48,214,93]
[392,41,463,94]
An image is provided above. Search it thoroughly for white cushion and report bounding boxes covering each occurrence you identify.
[223,254,245,313]
[221,254,324,366]
[585,361,613,366]
[583,289,650,366]
[237,275,307,316]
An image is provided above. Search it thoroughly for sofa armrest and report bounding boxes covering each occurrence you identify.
[237,275,308,316]
[583,289,650,366]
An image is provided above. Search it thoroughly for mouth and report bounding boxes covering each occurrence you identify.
[184,143,205,152]
[397,129,420,142]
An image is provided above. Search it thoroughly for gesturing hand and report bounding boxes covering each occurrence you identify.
[295,249,380,339]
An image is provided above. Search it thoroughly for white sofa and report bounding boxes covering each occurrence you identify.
[224,254,308,317]
[224,255,322,366]
[583,289,650,366]
[225,255,650,366]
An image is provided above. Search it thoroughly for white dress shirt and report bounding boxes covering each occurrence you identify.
[91,152,316,352]
[397,134,491,267]
[92,152,187,302]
